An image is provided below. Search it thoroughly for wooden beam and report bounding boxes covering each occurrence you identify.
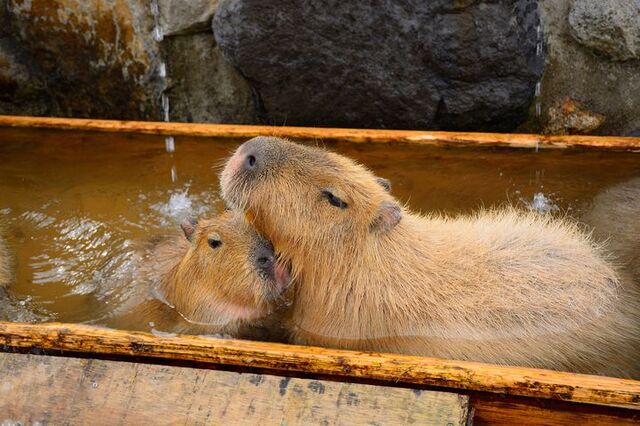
[1,115,639,150]
[0,322,638,410]
[0,353,470,425]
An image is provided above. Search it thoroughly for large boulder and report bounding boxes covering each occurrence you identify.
[5,0,162,119]
[0,39,52,116]
[214,0,544,131]
[568,0,640,62]
[159,0,218,36]
[517,0,640,136]
[164,33,256,123]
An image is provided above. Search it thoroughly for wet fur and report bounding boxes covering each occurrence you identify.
[582,177,640,285]
[221,137,640,377]
[107,212,287,341]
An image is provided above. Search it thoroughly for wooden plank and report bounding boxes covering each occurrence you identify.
[0,352,470,425]
[0,322,638,410]
[1,115,639,150]
[468,394,640,426]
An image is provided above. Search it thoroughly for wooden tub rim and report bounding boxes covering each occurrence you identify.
[0,321,638,410]
[1,115,640,151]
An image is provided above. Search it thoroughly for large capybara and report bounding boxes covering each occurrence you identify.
[583,177,640,285]
[220,137,640,377]
[108,211,291,340]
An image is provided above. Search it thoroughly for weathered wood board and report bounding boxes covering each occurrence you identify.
[1,322,638,410]
[1,114,640,150]
[0,353,470,425]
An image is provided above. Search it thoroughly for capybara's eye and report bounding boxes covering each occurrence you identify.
[208,238,223,249]
[321,189,348,209]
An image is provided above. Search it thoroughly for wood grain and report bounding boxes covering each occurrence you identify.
[1,115,639,150]
[0,322,638,410]
[468,394,640,426]
[0,352,470,426]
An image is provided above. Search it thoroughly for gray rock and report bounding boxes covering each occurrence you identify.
[159,0,218,36]
[0,39,52,116]
[517,0,640,136]
[2,0,162,120]
[164,33,256,123]
[214,0,544,131]
[568,0,640,61]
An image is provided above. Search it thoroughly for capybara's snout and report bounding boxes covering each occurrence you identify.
[224,137,267,180]
[253,237,291,296]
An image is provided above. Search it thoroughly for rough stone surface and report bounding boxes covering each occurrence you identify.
[159,0,218,36]
[568,0,640,62]
[164,33,256,123]
[4,0,162,119]
[0,39,51,116]
[543,97,605,135]
[517,0,640,136]
[214,0,544,131]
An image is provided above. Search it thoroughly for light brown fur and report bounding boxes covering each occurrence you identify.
[582,177,640,284]
[221,137,640,377]
[107,211,289,341]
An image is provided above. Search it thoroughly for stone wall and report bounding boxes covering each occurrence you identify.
[520,0,640,135]
[0,0,638,134]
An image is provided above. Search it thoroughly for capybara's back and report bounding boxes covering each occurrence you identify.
[583,177,640,284]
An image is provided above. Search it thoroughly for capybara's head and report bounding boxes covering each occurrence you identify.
[220,137,402,255]
[170,211,291,327]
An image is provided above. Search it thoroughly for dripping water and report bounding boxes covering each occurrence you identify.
[534,23,544,152]
[151,0,177,180]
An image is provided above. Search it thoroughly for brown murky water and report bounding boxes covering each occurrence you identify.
[0,128,639,333]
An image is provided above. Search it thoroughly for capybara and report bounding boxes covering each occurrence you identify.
[108,211,291,340]
[220,137,640,377]
[583,177,640,284]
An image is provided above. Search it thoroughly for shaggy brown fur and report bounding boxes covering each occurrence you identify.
[109,211,290,340]
[221,137,640,377]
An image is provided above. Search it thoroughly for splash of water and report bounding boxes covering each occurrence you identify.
[522,192,559,213]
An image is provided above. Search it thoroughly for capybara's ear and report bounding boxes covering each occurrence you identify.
[376,177,391,192]
[370,201,402,234]
[180,218,198,242]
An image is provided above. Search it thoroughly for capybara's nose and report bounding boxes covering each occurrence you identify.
[255,241,275,273]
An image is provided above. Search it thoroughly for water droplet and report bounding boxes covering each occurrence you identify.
[170,166,177,182]
[165,136,175,153]
[153,26,164,42]
[161,94,170,122]
[535,102,541,117]
[150,1,159,16]
[159,62,166,78]
[535,81,541,97]
[91,382,98,388]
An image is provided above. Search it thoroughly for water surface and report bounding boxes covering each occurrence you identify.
[0,128,638,333]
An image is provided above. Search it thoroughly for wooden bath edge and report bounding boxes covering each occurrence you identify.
[0,321,638,410]
[1,115,640,150]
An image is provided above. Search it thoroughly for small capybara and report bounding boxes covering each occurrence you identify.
[220,137,640,377]
[108,211,291,340]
